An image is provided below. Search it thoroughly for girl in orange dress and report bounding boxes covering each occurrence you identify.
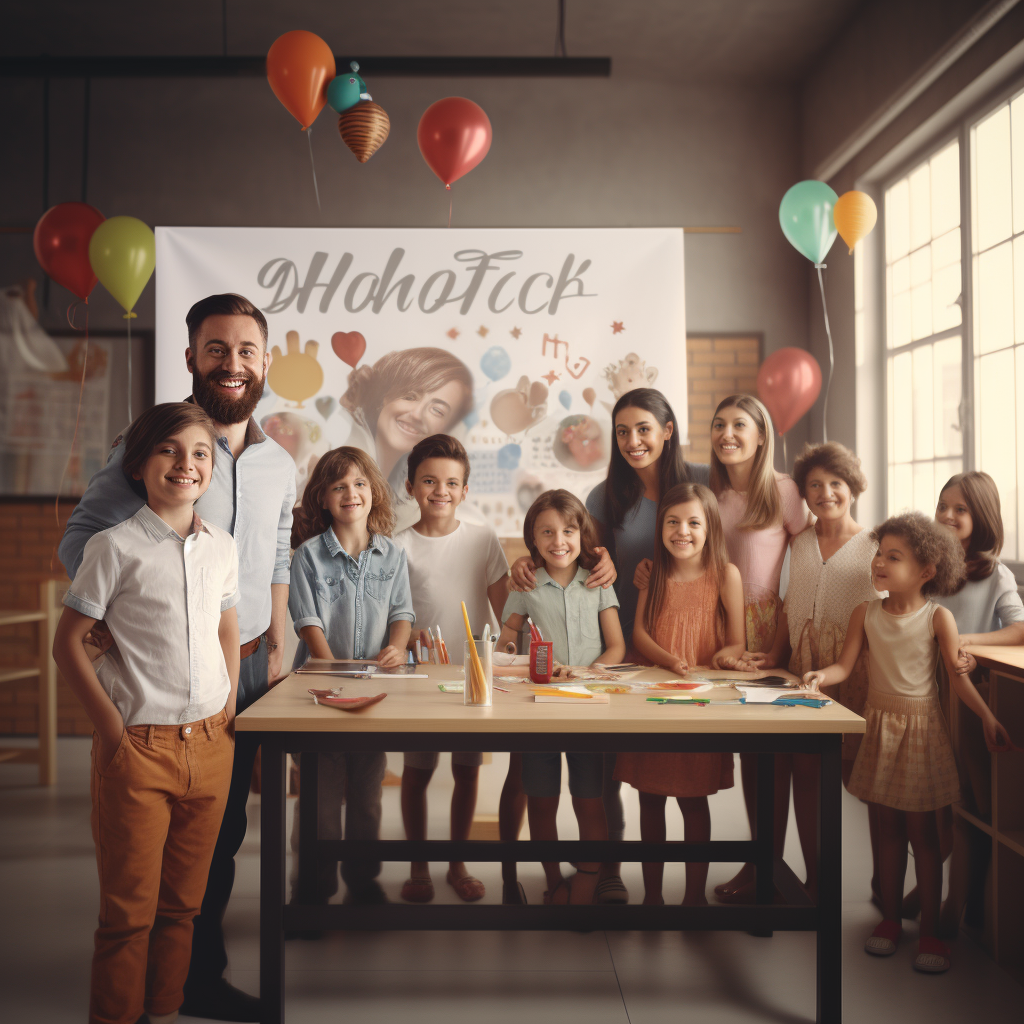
[615,483,748,905]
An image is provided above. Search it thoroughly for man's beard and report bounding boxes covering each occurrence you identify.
[192,366,265,425]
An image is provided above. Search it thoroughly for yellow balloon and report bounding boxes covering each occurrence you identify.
[88,215,156,315]
[833,191,877,254]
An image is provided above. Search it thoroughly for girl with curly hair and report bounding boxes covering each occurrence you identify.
[804,512,1012,974]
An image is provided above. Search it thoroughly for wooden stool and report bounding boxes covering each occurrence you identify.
[0,579,59,785]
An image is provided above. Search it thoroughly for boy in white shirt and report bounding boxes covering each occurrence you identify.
[53,403,240,1024]
[395,434,512,904]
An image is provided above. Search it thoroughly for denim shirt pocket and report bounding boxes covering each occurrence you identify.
[363,566,396,601]
[315,574,343,606]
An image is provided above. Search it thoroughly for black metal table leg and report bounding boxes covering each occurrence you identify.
[295,752,318,901]
[259,737,286,1024]
[753,750,776,936]
[817,735,842,1024]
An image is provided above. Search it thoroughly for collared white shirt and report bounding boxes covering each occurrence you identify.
[59,412,295,645]
[64,505,240,726]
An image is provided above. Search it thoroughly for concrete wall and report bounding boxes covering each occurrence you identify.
[1,71,811,456]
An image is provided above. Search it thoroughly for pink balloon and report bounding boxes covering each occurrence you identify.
[756,348,822,435]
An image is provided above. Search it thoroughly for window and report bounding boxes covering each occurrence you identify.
[971,93,1024,561]
[884,140,964,518]
[879,80,1024,573]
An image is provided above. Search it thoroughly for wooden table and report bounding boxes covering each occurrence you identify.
[237,664,865,1024]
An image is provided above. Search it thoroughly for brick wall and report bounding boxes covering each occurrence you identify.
[0,502,86,735]
[683,335,761,464]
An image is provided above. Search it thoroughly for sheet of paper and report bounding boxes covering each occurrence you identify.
[737,686,801,704]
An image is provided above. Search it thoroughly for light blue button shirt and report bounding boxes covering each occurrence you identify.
[289,529,415,666]
[502,565,619,666]
[58,413,295,644]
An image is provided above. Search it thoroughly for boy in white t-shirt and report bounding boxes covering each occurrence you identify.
[395,434,511,905]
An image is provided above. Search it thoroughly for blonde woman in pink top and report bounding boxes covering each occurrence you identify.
[708,394,808,904]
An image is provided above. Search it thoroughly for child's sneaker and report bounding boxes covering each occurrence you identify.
[913,937,951,973]
[864,919,902,956]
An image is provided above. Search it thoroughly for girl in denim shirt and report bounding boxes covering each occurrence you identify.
[289,447,414,905]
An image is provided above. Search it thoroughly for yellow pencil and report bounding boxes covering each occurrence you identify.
[461,601,486,703]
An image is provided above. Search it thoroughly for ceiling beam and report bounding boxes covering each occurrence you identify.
[1,55,611,79]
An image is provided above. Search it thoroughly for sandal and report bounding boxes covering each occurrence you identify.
[913,937,951,973]
[864,919,902,957]
[446,870,485,902]
[595,874,629,905]
[400,877,435,903]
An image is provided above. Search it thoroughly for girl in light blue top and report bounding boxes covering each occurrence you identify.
[931,471,1024,934]
[288,446,414,905]
[498,489,625,906]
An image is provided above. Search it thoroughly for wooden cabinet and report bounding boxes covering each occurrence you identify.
[954,646,1024,983]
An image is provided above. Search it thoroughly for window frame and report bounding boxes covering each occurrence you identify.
[878,75,1024,581]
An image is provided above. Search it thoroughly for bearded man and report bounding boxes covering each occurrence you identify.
[59,293,296,1022]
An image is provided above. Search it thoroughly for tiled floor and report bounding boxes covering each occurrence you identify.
[1,738,1021,1023]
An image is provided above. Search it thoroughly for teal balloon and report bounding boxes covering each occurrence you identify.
[559,390,571,410]
[779,180,838,264]
[327,73,366,113]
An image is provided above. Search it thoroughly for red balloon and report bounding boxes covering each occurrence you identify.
[756,347,822,435]
[331,330,366,368]
[417,97,492,188]
[33,202,105,300]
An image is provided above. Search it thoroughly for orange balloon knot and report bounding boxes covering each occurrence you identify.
[445,183,451,191]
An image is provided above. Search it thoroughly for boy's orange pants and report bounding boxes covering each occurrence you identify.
[89,710,233,1024]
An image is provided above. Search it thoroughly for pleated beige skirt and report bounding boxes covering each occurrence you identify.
[847,689,960,812]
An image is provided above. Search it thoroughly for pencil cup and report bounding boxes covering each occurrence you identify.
[463,639,493,707]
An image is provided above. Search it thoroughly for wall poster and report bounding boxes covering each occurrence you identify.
[156,227,686,537]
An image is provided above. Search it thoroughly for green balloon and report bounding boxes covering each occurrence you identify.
[88,216,155,314]
[779,180,838,264]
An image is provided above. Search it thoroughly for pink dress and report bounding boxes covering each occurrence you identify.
[716,476,806,652]
[615,571,734,798]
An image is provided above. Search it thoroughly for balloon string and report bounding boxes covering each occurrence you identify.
[126,312,133,422]
[306,127,322,215]
[52,301,89,568]
[448,194,453,229]
[781,433,788,470]
[815,263,834,444]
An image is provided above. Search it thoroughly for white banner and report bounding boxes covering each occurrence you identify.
[156,227,686,537]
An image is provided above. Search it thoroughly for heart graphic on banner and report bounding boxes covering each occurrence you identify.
[331,331,366,368]
[315,396,336,419]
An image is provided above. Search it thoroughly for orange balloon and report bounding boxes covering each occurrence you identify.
[833,191,877,254]
[267,30,336,129]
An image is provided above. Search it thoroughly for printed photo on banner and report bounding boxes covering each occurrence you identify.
[155,228,687,537]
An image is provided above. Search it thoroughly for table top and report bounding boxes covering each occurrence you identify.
[236,664,865,735]
[964,644,1024,675]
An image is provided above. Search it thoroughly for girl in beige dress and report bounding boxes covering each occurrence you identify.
[804,513,1012,975]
